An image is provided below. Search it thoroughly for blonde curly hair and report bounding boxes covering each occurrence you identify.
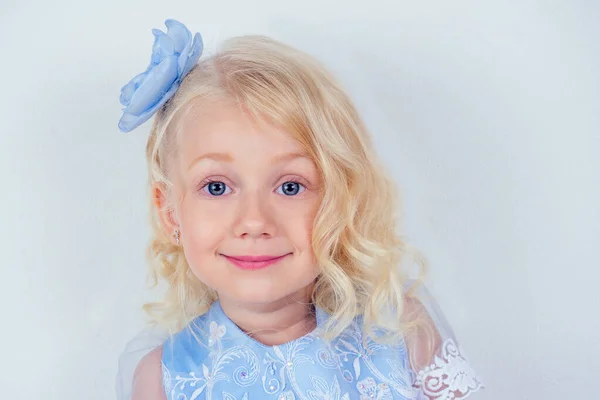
[141,34,429,342]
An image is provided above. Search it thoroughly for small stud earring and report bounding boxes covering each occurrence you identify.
[174,229,180,245]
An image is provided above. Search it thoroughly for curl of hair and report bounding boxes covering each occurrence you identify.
[141,35,430,344]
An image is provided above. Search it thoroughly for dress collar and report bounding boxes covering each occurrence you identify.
[207,300,330,348]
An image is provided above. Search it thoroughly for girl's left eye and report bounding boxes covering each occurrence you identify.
[276,181,306,196]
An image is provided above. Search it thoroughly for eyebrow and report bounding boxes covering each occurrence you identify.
[187,151,311,171]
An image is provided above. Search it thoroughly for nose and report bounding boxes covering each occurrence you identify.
[232,190,276,239]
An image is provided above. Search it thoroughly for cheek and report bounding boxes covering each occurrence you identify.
[276,201,319,246]
[180,203,225,287]
[179,199,225,250]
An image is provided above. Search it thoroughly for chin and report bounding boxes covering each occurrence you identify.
[227,285,296,305]
[220,277,314,306]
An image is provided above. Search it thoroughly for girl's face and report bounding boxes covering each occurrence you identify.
[165,101,322,307]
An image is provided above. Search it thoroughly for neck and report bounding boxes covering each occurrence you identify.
[219,290,316,346]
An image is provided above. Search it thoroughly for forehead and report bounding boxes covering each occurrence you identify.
[177,101,308,162]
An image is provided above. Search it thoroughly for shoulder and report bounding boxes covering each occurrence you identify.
[401,294,443,372]
[131,346,166,400]
[134,346,163,375]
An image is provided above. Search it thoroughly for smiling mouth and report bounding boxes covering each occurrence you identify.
[221,254,290,270]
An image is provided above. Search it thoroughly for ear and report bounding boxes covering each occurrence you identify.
[152,182,180,245]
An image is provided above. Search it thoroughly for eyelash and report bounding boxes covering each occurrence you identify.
[197,176,310,197]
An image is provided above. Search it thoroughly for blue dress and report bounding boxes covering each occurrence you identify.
[156,300,483,400]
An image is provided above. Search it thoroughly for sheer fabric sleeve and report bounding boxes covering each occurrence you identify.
[402,281,484,399]
[116,325,170,400]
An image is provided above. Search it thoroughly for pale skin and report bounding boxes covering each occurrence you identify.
[131,101,442,399]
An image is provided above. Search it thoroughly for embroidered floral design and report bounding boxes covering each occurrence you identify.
[330,320,416,398]
[356,377,393,400]
[171,367,209,400]
[208,321,226,346]
[413,338,483,399]
[261,336,316,395]
[306,375,350,400]
[167,319,260,400]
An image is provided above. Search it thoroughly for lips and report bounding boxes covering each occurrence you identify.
[222,253,290,270]
[228,255,285,262]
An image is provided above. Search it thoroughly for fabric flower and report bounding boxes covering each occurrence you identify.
[118,19,203,133]
[208,321,226,346]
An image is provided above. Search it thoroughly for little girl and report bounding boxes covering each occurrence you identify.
[116,19,483,400]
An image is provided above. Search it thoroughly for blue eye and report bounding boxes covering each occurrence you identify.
[277,181,305,196]
[202,181,231,196]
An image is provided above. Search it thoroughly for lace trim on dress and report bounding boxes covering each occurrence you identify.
[413,339,483,399]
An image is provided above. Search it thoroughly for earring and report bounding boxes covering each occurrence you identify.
[174,229,180,245]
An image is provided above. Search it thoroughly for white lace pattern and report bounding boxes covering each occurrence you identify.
[413,339,483,399]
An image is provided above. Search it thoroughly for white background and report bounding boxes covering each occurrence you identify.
[1,0,598,399]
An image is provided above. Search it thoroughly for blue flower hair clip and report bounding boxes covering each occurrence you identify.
[118,19,203,133]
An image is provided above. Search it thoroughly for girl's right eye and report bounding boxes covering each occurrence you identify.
[200,180,232,196]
